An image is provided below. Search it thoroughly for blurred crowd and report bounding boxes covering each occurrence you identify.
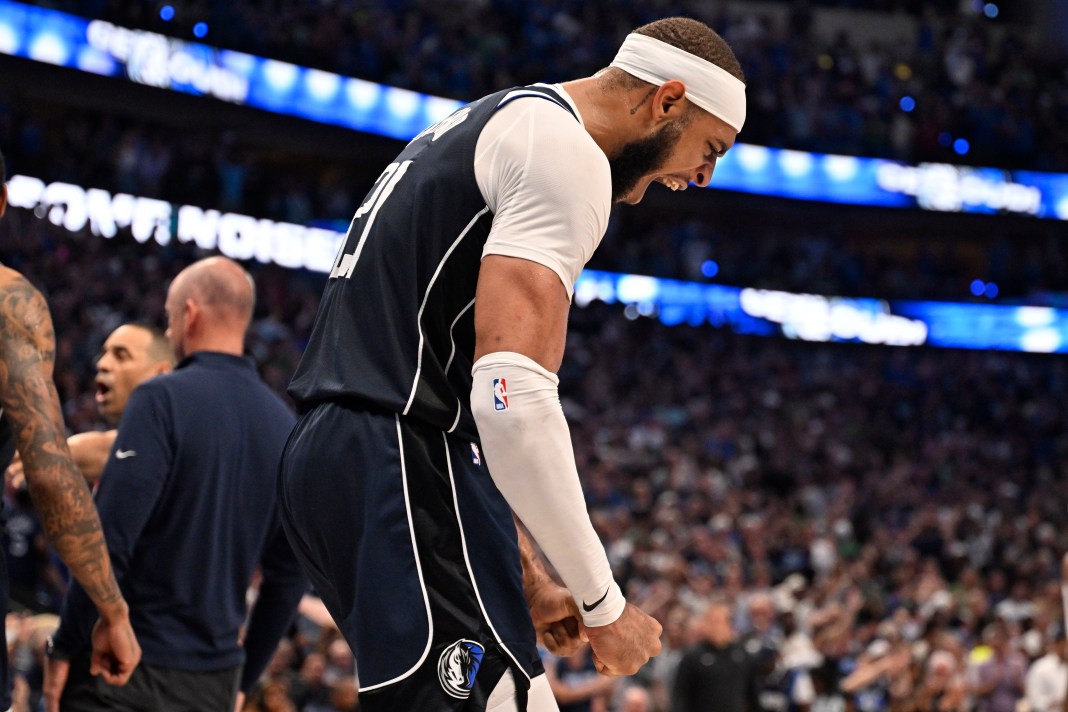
[31,0,1068,171]
[0,97,364,224]
[3,94,1067,305]
[3,2,1067,708]
[557,303,1068,710]
[2,209,1068,710]
[593,208,1068,304]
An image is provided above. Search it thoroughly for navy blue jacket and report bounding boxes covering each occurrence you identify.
[54,352,306,692]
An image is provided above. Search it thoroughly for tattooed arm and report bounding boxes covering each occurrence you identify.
[0,266,140,685]
[6,430,118,489]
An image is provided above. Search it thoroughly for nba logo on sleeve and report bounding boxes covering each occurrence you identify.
[492,378,509,411]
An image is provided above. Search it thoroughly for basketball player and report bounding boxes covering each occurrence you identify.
[280,17,746,711]
[6,323,175,488]
[0,148,141,708]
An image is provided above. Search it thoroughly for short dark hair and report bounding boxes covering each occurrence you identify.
[126,322,177,366]
[633,17,745,83]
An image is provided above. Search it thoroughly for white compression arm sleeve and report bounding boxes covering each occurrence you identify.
[471,351,625,627]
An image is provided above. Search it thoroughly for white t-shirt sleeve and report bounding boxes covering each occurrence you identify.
[474,94,611,300]
[792,670,816,706]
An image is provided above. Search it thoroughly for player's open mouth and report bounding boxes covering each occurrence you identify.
[95,381,111,401]
[656,175,688,191]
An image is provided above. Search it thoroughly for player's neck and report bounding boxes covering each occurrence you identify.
[560,77,648,161]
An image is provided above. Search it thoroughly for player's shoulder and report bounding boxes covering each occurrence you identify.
[0,265,44,305]
[495,88,590,139]
[0,265,51,338]
[487,88,610,194]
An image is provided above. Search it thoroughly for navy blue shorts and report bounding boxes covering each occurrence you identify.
[278,400,540,711]
[60,653,239,712]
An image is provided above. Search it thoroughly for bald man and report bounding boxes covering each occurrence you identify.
[45,257,307,712]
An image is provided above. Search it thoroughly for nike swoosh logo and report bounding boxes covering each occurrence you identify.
[582,588,610,613]
[115,449,137,459]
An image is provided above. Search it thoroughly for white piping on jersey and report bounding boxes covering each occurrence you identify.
[496,90,569,117]
[402,206,491,416]
[445,298,476,434]
[496,89,568,113]
[360,416,435,692]
[442,434,531,681]
[444,298,477,376]
[496,83,581,125]
[447,404,463,435]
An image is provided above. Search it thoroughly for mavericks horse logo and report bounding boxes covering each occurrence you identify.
[437,639,485,699]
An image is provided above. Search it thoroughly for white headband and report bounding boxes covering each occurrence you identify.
[609,33,746,132]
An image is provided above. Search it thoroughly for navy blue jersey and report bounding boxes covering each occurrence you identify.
[288,85,578,441]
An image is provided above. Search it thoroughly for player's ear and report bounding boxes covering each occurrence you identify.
[0,183,7,218]
[653,80,687,123]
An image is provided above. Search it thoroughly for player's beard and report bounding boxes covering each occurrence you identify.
[609,119,686,203]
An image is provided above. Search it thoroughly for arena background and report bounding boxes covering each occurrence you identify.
[1,1,1067,710]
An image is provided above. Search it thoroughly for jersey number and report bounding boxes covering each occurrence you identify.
[330,160,413,279]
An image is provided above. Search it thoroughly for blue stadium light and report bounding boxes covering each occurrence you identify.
[5,0,1068,222]
[344,77,381,110]
[76,45,115,74]
[30,31,70,65]
[735,144,771,173]
[701,260,719,279]
[571,270,1068,353]
[823,155,859,182]
[0,16,19,55]
[384,87,421,120]
[970,279,986,297]
[1020,329,1061,353]
[193,21,207,38]
[954,138,970,155]
[779,150,814,178]
[263,59,299,94]
[1016,309,1060,352]
[425,95,464,125]
[984,3,999,18]
[9,167,1068,355]
[160,5,174,21]
[899,96,916,112]
[1016,306,1055,328]
[305,69,341,103]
